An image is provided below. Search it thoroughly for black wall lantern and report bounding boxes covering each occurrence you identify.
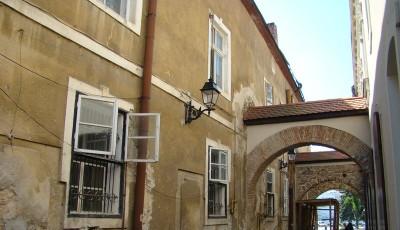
[185,78,220,124]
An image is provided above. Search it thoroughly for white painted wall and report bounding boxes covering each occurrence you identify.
[352,0,400,228]
[246,115,371,154]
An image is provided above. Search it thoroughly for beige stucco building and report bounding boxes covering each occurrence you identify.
[351,0,400,229]
[0,0,303,229]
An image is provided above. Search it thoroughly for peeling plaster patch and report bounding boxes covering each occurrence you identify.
[232,85,260,123]
[142,164,155,230]
[0,144,51,229]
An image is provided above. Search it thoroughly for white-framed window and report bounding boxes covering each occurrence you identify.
[208,147,228,217]
[264,80,273,106]
[69,94,125,216]
[68,93,160,217]
[89,0,143,35]
[205,138,230,224]
[264,169,275,217]
[209,14,231,100]
[283,177,289,217]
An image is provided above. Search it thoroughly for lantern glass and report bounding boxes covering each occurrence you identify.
[288,150,296,161]
[201,79,220,109]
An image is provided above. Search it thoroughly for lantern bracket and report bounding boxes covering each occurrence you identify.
[184,101,215,124]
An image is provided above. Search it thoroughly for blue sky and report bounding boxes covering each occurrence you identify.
[254,0,354,101]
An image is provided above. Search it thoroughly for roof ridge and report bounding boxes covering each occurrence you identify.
[248,97,366,110]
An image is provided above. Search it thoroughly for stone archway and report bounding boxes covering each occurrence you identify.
[245,125,372,229]
[296,162,364,201]
[300,180,361,201]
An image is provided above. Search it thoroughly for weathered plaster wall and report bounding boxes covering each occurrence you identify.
[150,0,300,229]
[0,2,143,228]
[0,0,301,229]
[296,163,364,200]
[0,141,64,230]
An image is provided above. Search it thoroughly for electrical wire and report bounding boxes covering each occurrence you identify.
[0,52,141,100]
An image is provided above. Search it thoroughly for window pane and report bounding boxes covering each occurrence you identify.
[266,171,273,182]
[208,182,226,216]
[267,183,272,193]
[105,0,127,17]
[80,98,114,126]
[220,152,226,164]
[68,154,122,215]
[211,149,219,163]
[220,166,227,180]
[77,124,112,152]
[214,30,223,51]
[211,164,220,180]
[82,163,105,212]
[214,53,223,88]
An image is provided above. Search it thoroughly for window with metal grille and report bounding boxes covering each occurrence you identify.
[68,95,125,216]
[208,147,228,218]
[264,170,275,217]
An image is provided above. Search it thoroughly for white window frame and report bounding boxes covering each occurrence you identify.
[89,0,143,35]
[74,95,118,155]
[208,14,231,100]
[205,138,230,225]
[265,168,275,218]
[125,113,160,163]
[61,78,134,228]
[264,79,273,106]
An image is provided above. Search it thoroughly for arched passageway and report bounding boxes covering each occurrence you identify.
[244,125,372,229]
[300,180,362,202]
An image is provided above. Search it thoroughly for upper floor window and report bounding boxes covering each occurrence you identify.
[264,169,274,217]
[209,14,231,99]
[90,0,143,34]
[264,80,273,106]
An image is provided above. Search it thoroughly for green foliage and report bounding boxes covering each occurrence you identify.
[339,192,365,227]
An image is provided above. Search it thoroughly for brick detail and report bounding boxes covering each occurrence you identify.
[296,164,364,200]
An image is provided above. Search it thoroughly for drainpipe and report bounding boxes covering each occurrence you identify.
[133,0,157,229]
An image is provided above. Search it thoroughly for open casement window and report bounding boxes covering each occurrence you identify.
[69,103,125,216]
[264,170,275,217]
[208,147,228,218]
[125,113,160,162]
[74,95,118,155]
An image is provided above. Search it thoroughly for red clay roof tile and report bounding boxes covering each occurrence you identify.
[243,97,368,125]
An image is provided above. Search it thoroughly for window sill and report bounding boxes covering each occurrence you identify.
[68,213,122,219]
[64,216,123,229]
[265,216,275,222]
[205,217,229,226]
[88,0,141,36]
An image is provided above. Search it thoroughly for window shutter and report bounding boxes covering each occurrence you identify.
[125,113,160,162]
